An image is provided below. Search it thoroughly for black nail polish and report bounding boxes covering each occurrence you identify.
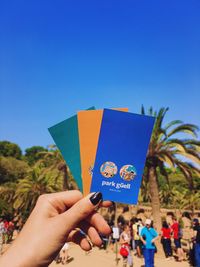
[90,192,103,205]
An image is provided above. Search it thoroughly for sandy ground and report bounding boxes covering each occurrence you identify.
[49,244,190,267]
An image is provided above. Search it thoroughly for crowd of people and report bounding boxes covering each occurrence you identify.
[0,218,15,255]
[103,214,200,267]
[115,218,158,267]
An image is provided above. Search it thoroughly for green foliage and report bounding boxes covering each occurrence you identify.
[0,182,17,203]
[180,189,200,212]
[0,143,77,219]
[193,175,200,190]
[13,165,63,217]
[0,156,29,183]
[25,146,48,165]
[0,164,63,220]
[0,198,14,219]
[0,141,22,159]
[37,145,78,190]
[142,105,200,189]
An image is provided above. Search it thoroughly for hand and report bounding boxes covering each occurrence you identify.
[0,191,111,267]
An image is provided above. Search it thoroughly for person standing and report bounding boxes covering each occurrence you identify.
[171,217,184,262]
[60,242,70,265]
[140,219,158,267]
[120,223,133,267]
[0,218,6,255]
[192,218,200,267]
[129,218,135,252]
[7,221,15,243]
[132,218,143,258]
[161,221,172,259]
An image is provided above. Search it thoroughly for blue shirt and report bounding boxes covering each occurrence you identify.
[140,227,158,249]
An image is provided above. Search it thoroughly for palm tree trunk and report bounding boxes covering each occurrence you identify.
[148,166,162,231]
[148,166,165,256]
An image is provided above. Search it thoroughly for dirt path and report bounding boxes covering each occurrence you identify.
[49,244,190,267]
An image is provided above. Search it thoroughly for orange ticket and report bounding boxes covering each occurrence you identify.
[77,108,128,196]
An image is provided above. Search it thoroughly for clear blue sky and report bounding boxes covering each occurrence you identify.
[1,0,200,151]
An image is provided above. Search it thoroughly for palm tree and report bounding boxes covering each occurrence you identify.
[180,189,200,215]
[0,182,17,203]
[170,186,185,216]
[0,182,16,218]
[38,145,75,191]
[139,173,151,204]
[13,165,62,217]
[159,183,174,207]
[142,106,200,231]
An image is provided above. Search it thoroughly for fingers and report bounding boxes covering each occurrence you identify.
[100,200,113,208]
[59,192,109,235]
[36,191,111,245]
[36,190,112,216]
[67,222,103,251]
[67,230,92,251]
[47,190,83,209]
[78,221,102,247]
[36,190,83,215]
[86,212,111,235]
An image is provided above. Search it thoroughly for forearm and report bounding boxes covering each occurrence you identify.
[140,237,145,244]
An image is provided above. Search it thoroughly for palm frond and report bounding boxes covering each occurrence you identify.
[141,105,145,115]
[156,107,169,129]
[175,150,200,165]
[164,120,183,131]
[157,152,175,169]
[167,124,199,138]
[164,139,187,152]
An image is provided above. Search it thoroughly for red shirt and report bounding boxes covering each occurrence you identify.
[161,227,171,239]
[171,222,179,239]
[4,221,9,230]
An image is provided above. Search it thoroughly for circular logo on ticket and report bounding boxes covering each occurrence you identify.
[120,165,137,181]
[100,161,118,178]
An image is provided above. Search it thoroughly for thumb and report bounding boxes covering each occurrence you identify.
[59,192,103,235]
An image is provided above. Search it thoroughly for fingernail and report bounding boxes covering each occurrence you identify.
[90,192,103,206]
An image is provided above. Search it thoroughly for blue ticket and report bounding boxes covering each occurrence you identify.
[90,109,155,204]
